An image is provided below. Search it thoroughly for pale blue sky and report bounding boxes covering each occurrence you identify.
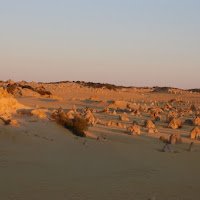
[0,0,199,89]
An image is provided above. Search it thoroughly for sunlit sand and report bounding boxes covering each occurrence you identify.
[0,80,200,199]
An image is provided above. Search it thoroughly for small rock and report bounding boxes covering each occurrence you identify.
[190,127,200,139]
[148,128,154,134]
[145,120,155,129]
[10,119,18,126]
[154,129,159,133]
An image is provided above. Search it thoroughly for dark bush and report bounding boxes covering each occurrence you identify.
[190,104,196,111]
[35,86,52,96]
[18,84,52,96]
[7,83,18,94]
[64,120,74,130]
[57,112,68,124]
[19,84,35,91]
[188,89,200,93]
[53,111,88,137]
[72,117,88,137]
[78,81,124,91]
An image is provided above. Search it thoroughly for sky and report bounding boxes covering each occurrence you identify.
[0,0,199,89]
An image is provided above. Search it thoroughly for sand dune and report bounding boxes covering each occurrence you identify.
[0,81,200,199]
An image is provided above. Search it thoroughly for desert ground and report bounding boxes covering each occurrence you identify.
[1,80,200,200]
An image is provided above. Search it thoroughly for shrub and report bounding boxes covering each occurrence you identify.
[18,84,52,96]
[64,120,74,130]
[58,112,68,124]
[7,83,18,94]
[71,117,88,137]
[19,84,35,91]
[53,111,88,137]
[35,86,52,96]
[190,104,196,111]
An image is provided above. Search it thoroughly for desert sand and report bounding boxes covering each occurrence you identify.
[1,80,200,200]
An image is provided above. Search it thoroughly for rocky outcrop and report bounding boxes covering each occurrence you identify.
[31,109,47,119]
[145,120,155,129]
[127,124,141,135]
[119,114,129,121]
[190,127,200,139]
[168,118,182,129]
[166,111,177,122]
[194,116,200,126]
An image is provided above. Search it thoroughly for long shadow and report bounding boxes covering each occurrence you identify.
[39,98,59,102]
[98,125,127,135]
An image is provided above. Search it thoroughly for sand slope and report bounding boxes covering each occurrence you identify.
[0,82,200,199]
